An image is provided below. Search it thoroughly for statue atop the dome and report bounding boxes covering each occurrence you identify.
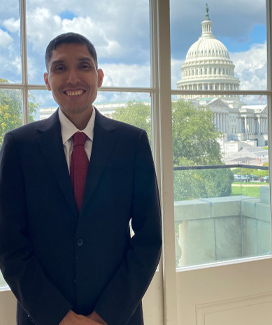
[205,3,210,20]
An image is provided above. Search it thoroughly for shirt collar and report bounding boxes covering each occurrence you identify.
[58,107,96,144]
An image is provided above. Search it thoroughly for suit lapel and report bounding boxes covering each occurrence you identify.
[35,108,116,217]
[36,110,78,218]
[81,109,117,214]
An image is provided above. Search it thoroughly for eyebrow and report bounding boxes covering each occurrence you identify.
[50,57,96,68]
[78,57,94,63]
[51,60,65,67]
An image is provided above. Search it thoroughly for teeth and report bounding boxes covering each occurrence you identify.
[66,90,84,96]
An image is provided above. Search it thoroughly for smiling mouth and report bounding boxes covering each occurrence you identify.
[65,90,85,96]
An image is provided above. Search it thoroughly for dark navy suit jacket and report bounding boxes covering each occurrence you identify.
[0,108,162,325]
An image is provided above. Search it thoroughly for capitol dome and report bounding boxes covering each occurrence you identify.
[186,36,229,61]
[177,5,240,100]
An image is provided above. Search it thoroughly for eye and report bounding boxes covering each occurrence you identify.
[80,62,93,70]
[54,65,65,72]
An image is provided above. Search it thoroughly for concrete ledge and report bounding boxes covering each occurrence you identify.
[174,200,211,221]
[241,199,259,219]
[260,186,270,205]
[175,192,271,267]
[201,196,242,218]
[256,202,271,222]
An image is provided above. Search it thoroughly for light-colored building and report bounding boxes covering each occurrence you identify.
[177,4,240,100]
[177,5,268,149]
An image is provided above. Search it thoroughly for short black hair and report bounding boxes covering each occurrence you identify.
[45,32,98,70]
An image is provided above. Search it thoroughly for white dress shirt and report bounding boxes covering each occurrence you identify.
[58,108,95,171]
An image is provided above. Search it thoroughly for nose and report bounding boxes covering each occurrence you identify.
[66,67,80,84]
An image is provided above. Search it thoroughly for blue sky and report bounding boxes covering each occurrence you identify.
[0,0,268,107]
[218,24,266,53]
[59,11,76,20]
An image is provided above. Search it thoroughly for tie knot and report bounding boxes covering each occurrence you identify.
[73,132,87,147]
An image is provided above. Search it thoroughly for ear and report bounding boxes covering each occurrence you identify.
[44,73,51,91]
[97,69,104,88]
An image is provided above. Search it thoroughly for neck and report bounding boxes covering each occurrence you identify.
[61,107,93,130]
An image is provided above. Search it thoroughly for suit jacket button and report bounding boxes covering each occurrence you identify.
[77,239,84,246]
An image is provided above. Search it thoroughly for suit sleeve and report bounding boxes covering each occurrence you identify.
[0,133,72,325]
[94,130,162,325]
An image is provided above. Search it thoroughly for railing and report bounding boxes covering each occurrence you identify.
[174,163,269,171]
[174,164,271,268]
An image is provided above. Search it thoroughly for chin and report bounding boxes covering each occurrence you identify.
[63,107,92,115]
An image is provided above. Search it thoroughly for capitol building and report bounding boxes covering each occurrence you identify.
[177,5,268,150]
[177,5,240,97]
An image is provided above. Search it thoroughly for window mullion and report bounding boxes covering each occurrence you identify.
[154,0,178,324]
[20,0,28,125]
[266,0,272,255]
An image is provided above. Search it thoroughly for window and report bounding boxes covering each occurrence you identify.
[0,0,151,131]
[170,0,270,268]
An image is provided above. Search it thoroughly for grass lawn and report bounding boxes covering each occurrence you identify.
[231,184,268,198]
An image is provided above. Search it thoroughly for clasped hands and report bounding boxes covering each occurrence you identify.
[60,310,107,325]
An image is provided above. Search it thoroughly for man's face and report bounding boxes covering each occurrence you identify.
[44,43,104,119]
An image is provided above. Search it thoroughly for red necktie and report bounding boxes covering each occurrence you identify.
[70,132,89,211]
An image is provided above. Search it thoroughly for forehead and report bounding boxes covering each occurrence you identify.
[48,43,95,65]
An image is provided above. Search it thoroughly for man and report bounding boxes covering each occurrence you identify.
[0,33,162,325]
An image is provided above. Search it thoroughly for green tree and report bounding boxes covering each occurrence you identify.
[112,100,151,140]
[171,100,233,200]
[0,78,39,146]
[113,99,233,200]
[172,100,222,165]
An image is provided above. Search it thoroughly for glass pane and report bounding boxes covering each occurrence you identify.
[170,1,267,90]
[30,89,152,140]
[0,86,23,288]
[0,272,7,288]
[26,0,150,87]
[0,0,21,83]
[0,88,23,148]
[96,92,152,141]
[172,95,271,267]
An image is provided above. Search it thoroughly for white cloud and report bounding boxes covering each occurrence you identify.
[100,63,150,88]
[171,58,184,89]
[0,29,13,48]
[11,56,21,75]
[27,56,40,83]
[26,8,64,52]
[230,42,267,90]
[3,18,20,33]
[24,1,149,66]
[21,5,148,85]
[61,17,122,58]
[26,8,123,61]
[27,0,147,27]
[0,53,21,83]
[95,91,150,105]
